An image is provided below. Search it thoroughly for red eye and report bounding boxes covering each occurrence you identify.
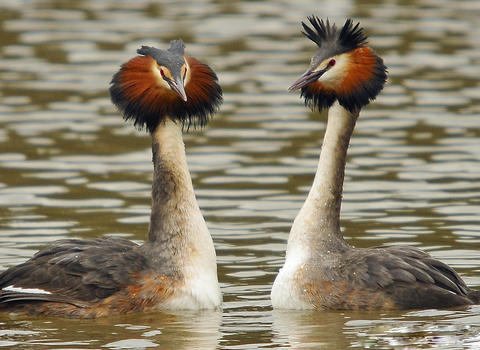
[159,68,165,77]
[329,59,336,67]
[184,67,188,74]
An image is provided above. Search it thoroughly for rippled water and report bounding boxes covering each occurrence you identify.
[0,0,480,349]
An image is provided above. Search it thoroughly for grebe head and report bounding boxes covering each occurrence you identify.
[288,17,387,113]
[137,41,189,102]
[110,39,223,133]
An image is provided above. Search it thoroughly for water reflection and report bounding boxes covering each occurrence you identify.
[272,308,480,349]
[0,0,480,349]
[0,310,222,349]
[272,310,354,349]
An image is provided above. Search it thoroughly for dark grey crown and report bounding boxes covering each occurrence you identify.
[137,39,186,70]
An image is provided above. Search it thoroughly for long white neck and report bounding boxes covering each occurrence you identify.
[141,118,221,309]
[271,102,359,309]
[287,102,359,257]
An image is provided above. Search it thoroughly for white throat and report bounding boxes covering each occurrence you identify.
[271,102,357,309]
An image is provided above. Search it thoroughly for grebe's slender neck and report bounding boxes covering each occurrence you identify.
[141,117,221,308]
[287,102,358,255]
[148,119,200,241]
[142,118,211,263]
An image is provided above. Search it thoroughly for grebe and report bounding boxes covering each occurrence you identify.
[271,17,480,310]
[0,40,223,318]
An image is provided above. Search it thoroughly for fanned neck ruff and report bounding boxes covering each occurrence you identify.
[109,40,223,134]
[300,17,387,113]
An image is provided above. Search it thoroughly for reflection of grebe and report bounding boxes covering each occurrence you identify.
[0,40,223,317]
[271,17,480,310]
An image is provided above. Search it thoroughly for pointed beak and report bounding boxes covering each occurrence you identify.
[169,76,188,102]
[287,69,325,92]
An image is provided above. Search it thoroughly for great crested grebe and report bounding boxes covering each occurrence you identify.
[271,17,480,310]
[0,39,223,318]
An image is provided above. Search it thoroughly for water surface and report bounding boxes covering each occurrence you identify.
[0,0,480,349]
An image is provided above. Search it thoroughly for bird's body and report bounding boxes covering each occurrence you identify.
[0,40,223,318]
[271,17,480,310]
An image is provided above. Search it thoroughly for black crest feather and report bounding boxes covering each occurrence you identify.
[302,17,368,55]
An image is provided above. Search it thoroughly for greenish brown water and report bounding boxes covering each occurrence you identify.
[0,0,480,349]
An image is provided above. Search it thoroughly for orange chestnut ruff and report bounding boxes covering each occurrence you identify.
[110,45,222,133]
